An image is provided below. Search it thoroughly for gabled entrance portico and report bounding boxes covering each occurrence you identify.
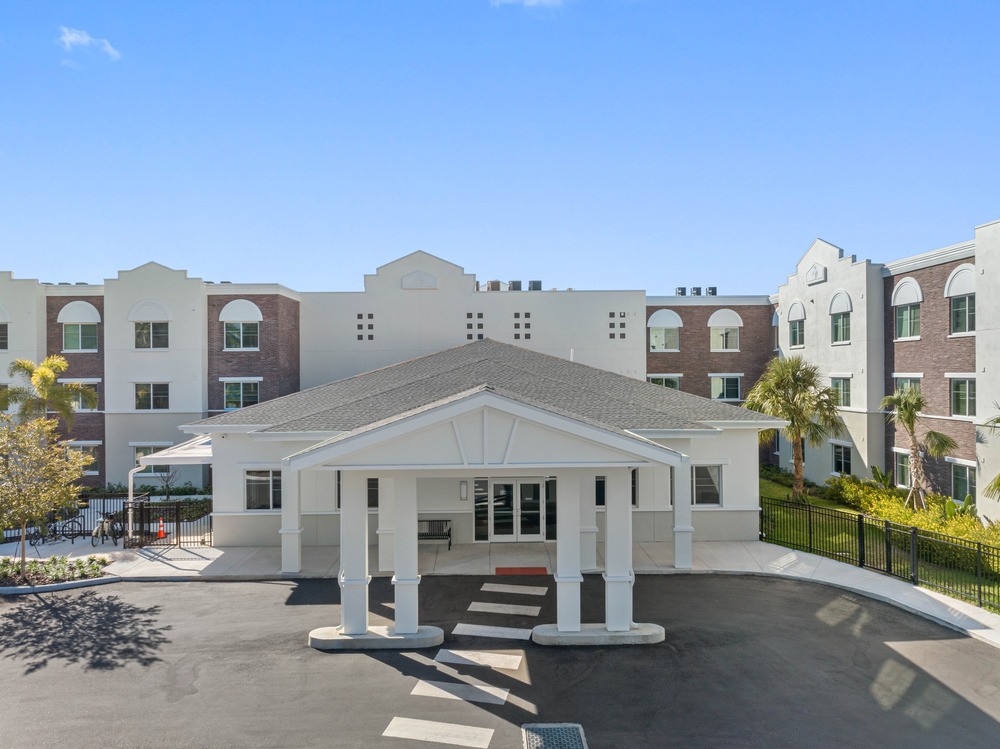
[277,388,688,649]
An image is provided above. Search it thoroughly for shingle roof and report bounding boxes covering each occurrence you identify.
[191,339,781,433]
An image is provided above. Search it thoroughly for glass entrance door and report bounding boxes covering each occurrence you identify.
[490,479,545,542]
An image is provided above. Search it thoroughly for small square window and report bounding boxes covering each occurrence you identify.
[514,313,520,319]
[619,322,625,328]
[477,313,483,319]
[514,323,520,329]
[609,333,615,339]
[525,333,531,340]
[525,313,530,319]
[358,335,364,341]
[357,313,363,320]
[477,323,483,329]
[514,333,520,340]
[609,323,616,329]
[525,323,531,329]
[467,323,473,329]
[368,334,374,340]
[467,334,473,340]
[367,324,373,330]
[477,334,483,340]
[368,313,373,319]
[467,313,473,319]
[357,324,363,330]
[619,333,626,339]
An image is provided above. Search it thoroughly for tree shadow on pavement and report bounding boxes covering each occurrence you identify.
[0,590,171,674]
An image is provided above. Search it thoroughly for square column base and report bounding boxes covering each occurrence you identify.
[309,625,444,651]
[532,622,664,646]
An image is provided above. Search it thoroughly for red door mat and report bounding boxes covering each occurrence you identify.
[495,566,548,576]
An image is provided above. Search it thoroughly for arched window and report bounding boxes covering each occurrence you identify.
[829,291,852,344]
[219,300,262,350]
[944,264,975,334]
[128,300,172,349]
[891,278,923,339]
[787,301,806,347]
[57,301,101,352]
[647,309,683,352]
[707,309,743,351]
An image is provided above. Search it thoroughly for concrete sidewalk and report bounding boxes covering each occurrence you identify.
[4,536,1000,651]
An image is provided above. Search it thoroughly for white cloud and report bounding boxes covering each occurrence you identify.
[490,0,565,7]
[58,26,121,61]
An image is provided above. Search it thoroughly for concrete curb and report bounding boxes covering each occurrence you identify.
[0,575,122,596]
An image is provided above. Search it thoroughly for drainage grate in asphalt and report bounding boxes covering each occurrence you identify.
[522,723,588,749]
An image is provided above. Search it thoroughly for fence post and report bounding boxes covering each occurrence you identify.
[977,542,983,609]
[910,526,919,585]
[884,520,892,576]
[857,513,865,568]
[174,501,181,547]
[807,503,814,552]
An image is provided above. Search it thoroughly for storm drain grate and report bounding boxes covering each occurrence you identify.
[522,723,588,749]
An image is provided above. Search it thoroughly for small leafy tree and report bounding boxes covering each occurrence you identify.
[0,416,91,576]
[881,388,957,511]
[744,356,843,501]
[0,356,98,429]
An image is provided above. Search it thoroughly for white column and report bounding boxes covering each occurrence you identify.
[392,474,420,635]
[339,471,370,636]
[280,465,302,574]
[673,458,693,569]
[603,467,633,632]
[579,474,598,571]
[554,470,582,632]
[377,476,395,572]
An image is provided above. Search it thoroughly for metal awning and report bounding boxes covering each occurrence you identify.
[138,435,213,465]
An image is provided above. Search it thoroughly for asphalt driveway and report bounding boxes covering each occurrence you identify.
[1,575,998,748]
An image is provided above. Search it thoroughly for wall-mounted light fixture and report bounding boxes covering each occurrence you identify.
[460,480,468,501]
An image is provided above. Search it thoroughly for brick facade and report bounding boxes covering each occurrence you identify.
[646,302,773,400]
[206,294,300,411]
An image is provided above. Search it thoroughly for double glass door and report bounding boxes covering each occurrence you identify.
[490,479,544,542]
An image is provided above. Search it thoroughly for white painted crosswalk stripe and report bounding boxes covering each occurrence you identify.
[481,582,548,596]
[412,679,510,705]
[453,622,533,640]
[469,601,541,617]
[435,648,523,670]
[383,716,494,748]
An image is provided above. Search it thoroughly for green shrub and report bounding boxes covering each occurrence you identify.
[0,555,110,587]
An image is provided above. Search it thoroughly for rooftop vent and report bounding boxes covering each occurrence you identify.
[486,280,501,291]
[675,287,687,296]
[528,280,542,291]
[707,287,717,296]
[509,280,522,291]
[691,287,702,296]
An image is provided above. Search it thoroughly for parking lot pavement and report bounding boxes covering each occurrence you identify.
[2,575,999,749]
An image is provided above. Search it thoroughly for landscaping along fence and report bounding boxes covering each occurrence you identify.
[760,497,1000,613]
[123,498,213,548]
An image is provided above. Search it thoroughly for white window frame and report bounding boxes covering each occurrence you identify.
[134,382,170,411]
[831,443,851,476]
[132,443,172,476]
[246,469,282,511]
[649,327,680,352]
[831,377,851,408]
[648,374,682,390]
[223,378,262,410]
[68,441,101,476]
[134,321,170,349]
[894,302,921,340]
[830,311,850,344]
[948,376,976,417]
[224,321,260,351]
[691,464,723,507]
[892,448,911,488]
[709,373,742,401]
[949,294,975,336]
[0,322,7,351]
[948,459,976,503]
[62,322,99,352]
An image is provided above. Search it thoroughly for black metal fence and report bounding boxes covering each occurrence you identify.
[760,497,1000,613]
[122,499,213,548]
[1,493,149,545]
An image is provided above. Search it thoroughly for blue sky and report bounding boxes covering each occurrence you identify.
[2,1,998,294]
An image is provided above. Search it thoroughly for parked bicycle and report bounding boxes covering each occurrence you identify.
[28,514,84,546]
[92,512,125,546]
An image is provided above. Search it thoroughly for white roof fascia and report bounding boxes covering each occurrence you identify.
[882,240,975,276]
[250,431,346,442]
[646,295,772,306]
[283,389,688,472]
[631,428,723,439]
[137,435,213,465]
[180,423,272,435]
[696,420,790,430]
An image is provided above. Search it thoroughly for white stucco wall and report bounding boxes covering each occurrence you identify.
[975,220,1000,521]
[0,273,47,396]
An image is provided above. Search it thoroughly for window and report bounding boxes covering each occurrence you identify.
[593,474,636,506]
[895,304,921,339]
[692,465,722,505]
[224,321,259,350]
[831,312,850,343]
[71,388,97,412]
[711,376,740,401]
[368,477,379,509]
[648,376,680,390]
[224,381,260,410]
[0,323,7,350]
[952,464,976,503]
[831,378,851,407]
[789,319,805,347]
[63,323,98,351]
[135,383,169,410]
[135,322,169,349]
[710,327,739,351]
[649,327,679,351]
[950,295,975,334]
[631,468,638,507]
[69,444,99,475]
[135,446,169,475]
[894,377,921,395]
[951,379,976,416]
[832,444,851,475]
[895,452,910,488]
[246,470,281,510]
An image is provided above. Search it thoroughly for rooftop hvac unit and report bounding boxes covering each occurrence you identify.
[707,287,718,296]
[509,280,522,291]
[487,280,501,291]
[675,287,687,296]
[691,287,702,296]
[529,280,542,291]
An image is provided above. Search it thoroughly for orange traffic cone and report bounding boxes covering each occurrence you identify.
[157,517,166,539]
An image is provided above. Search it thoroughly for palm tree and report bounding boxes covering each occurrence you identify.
[981,413,1000,502]
[744,356,843,501]
[881,388,957,510]
[0,356,97,430]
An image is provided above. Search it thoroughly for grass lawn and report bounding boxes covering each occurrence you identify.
[759,477,860,514]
